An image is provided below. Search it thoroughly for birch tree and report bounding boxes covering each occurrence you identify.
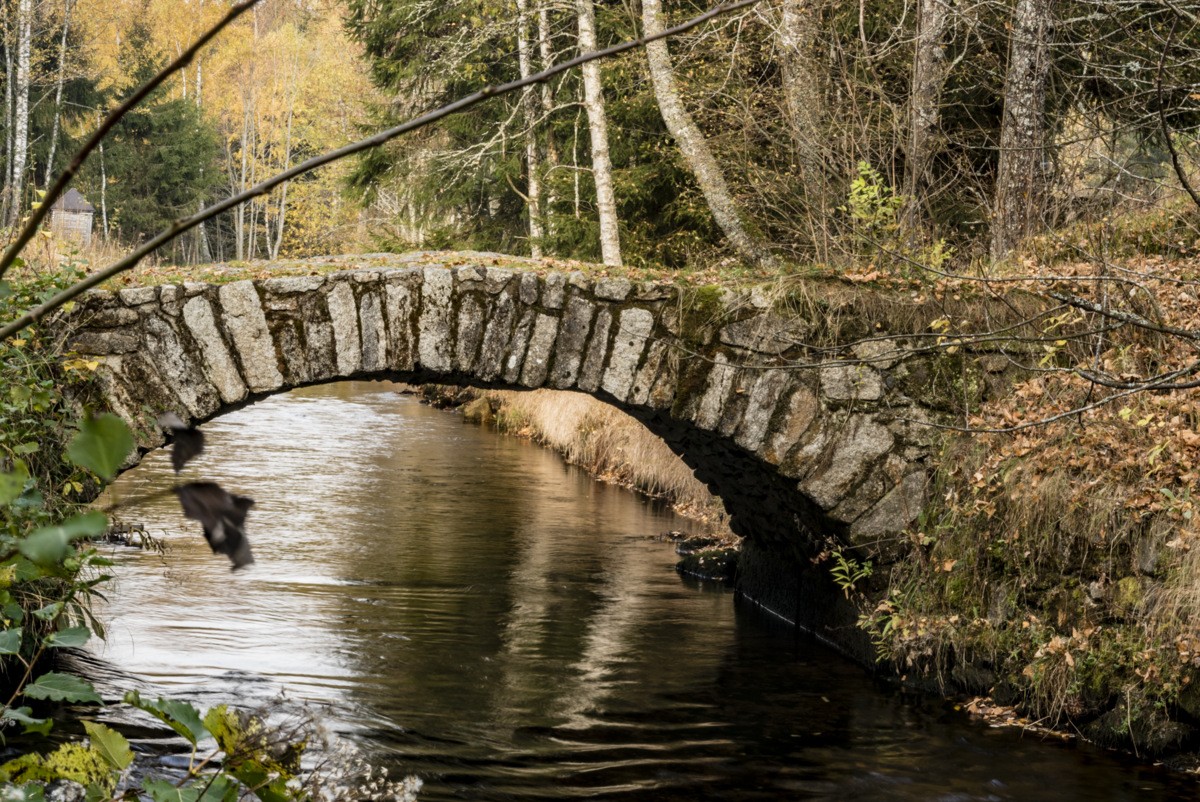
[642,0,775,268]
[903,0,950,231]
[991,0,1052,260]
[576,0,622,266]
[9,0,33,225]
[517,0,544,258]
[43,0,74,187]
[777,0,826,201]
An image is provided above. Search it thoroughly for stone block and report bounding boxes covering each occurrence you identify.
[477,288,519,381]
[118,287,158,306]
[541,272,567,308]
[798,416,894,510]
[217,281,282,393]
[595,278,632,301]
[600,307,654,402]
[359,288,388,373]
[327,280,362,375]
[418,267,454,373]
[520,314,560,386]
[735,369,789,452]
[182,296,247,404]
[547,296,595,388]
[577,308,613,393]
[820,363,884,402]
[694,354,737,430]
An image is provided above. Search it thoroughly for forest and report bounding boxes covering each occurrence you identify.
[0,0,1196,272]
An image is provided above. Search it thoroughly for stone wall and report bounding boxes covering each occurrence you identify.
[60,257,1006,655]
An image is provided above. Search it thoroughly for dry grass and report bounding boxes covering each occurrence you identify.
[482,388,733,534]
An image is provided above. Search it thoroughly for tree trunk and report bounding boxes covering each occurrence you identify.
[642,0,775,268]
[778,0,826,198]
[576,0,622,266]
[99,140,109,241]
[538,5,559,234]
[10,0,33,225]
[517,0,544,258]
[991,0,1052,261]
[903,0,950,231]
[45,0,73,188]
[3,14,15,226]
[269,73,297,262]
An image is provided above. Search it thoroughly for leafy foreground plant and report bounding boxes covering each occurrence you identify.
[0,691,423,800]
[1,270,419,799]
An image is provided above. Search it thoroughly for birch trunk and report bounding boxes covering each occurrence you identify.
[10,0,33,225]
[903,0,950,230]
[45,0,74,187]
[538,5,559,232]
[517,0,544,258]
[778,0,825,197]
[576,0,622,266]
[269,76,297,261]
[3,17,14,225]
[642,0,775,268]
[99,141,109,240]
[991,0,1052,261]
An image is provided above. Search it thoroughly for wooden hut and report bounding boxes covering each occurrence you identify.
[50,188,95,246]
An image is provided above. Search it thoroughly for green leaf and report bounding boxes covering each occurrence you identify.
[83,720,134,770]
[142,777,236,802]
[11,443,37,455]
[47,626,91,648]
[0,461,29,506]
[123,691,207,745]
[32,601,63,621]
[0,280,11,300]
[67,413,133,481]
[2,706,53,736]
[230,762,291,802]
[19,511,108,565]
[142,779,201,802]
[23,672,103,704]
[0,628,22,655]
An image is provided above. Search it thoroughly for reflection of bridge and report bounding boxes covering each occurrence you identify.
[60,254,970,657]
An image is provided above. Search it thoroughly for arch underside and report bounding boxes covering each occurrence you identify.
[61,258,936,653]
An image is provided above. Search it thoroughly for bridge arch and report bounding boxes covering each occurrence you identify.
[60,255,942,655]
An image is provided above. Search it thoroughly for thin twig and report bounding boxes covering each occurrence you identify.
[0,0,760,341]
[0,0,264,282]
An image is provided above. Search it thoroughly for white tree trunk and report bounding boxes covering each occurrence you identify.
[3,18,14,225]
[538,5,559,231]
[517,0,544,258]
[991,0,1052,261]
[642,0,775,268]
[99,140,109,240]
[45,0,74,187]
[10,0,33,225]
[778,0,825,195]
[576,0,622,266]
[903,0,950,229]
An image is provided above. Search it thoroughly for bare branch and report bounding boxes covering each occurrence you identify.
[0,0,264,281]
[0,0,761,341]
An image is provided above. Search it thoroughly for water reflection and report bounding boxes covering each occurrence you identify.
[92,382,1192,800]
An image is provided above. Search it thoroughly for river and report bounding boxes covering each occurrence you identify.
[90,381,1194,800]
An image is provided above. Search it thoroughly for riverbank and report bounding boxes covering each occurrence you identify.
[414,385,739,580]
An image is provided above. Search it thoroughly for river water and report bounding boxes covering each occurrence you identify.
[90,382,1194,800]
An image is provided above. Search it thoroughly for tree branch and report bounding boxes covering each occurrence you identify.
[0,0,762,341]
[0,0,264,281]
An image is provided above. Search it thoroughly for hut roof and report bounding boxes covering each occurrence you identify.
[53,188,95,214]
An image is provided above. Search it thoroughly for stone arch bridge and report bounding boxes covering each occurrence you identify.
[58,254,1015,655]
